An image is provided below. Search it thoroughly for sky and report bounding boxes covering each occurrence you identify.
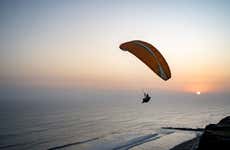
[0,0,230,94]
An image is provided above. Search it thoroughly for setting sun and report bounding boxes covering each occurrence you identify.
[196,91,201,95]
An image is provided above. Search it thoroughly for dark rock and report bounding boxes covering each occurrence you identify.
[170,137,200,150]
[197,116,230,150]
[218,116,230,127]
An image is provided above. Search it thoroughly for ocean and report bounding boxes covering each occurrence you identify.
[0,88,229,150]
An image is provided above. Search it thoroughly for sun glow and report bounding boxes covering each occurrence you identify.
[196,91,201,95]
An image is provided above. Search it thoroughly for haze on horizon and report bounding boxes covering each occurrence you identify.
[0,0,230,94]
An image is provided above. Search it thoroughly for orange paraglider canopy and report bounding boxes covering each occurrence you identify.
[120,40,171,81]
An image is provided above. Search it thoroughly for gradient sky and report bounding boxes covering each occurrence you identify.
[1,0,230,93]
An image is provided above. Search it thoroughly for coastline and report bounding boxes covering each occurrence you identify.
[170,136,200,150]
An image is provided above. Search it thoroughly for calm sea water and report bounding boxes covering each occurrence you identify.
[0,89,229,150]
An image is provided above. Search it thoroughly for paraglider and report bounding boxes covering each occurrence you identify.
[119,40,171,81]
[119,40,171,103]
[142,93,151,103]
